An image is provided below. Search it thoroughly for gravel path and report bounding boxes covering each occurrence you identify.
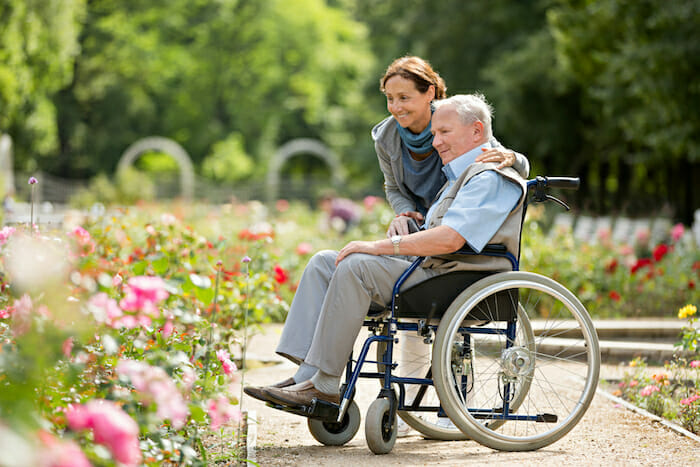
[241,325,699,466]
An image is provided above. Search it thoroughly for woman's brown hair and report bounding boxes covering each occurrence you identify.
[380,56,447,100]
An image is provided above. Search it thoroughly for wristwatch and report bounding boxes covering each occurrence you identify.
[391,235,402,255]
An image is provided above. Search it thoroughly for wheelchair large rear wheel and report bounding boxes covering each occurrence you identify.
[376,307,534,440]
[433,272,600,451]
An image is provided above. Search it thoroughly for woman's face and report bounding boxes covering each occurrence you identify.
[384,75,434,134]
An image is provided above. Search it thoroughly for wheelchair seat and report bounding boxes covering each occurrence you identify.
[394,270,517,321]
[368,243,519,321]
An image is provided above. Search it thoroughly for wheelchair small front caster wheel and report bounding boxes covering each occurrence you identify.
[307,400,360,446]
[365,398,398,454]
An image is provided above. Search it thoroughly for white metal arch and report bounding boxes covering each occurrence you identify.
[117,136,194,200]
[0,134,14,194]
[266,138,344,202]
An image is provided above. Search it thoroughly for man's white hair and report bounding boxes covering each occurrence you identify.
[432,93,494,140]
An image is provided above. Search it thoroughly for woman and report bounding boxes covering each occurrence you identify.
[372,56,529,236]
[372,56,530,437]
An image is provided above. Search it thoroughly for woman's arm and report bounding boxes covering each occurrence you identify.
[375,141,416,214]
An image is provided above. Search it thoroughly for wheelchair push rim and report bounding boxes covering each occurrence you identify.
[432,271,600,451]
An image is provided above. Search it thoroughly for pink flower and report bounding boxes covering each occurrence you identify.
[216,349,237,376]
[275,199,290,212]
[180,366,196,392]
[242,256,251,263]
[680,394,700,406]
[207,396,242,430]
[0,225,16,245]
[87,292,124,326]
[296,242,313,256]
[119,276,169,316]
[11,294,33,335]
[690,360,700,369]
[28,176,38,185]
[66,400,141,467]
[363,195,382,212]
[160,319,174,338]
[671,223,685,242]
[62,337,74,357]
[72,226,91,243]
[116,360,188,429]
[0,306,13,319]
[37,430,92,467]
[160,213,177,225]
[112,273,123,287]
[70,226,95,256]
[639,385,660,397]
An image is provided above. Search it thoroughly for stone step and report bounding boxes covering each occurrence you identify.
[531,320,684,341]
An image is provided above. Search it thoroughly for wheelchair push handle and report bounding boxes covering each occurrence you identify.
[528,175,580,211]
[538,176,580,190]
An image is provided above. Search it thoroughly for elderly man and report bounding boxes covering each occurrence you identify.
[244,94,526,408]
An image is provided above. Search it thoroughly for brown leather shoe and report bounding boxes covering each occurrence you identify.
[243,377,295,403]
[263,380,340,407]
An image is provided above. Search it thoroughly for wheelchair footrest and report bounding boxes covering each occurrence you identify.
[266,398,340,422]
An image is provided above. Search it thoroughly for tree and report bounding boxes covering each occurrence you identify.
[54,0,377,184]
[0,0,86,170]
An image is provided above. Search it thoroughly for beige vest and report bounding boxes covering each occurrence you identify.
[421,162,527,272]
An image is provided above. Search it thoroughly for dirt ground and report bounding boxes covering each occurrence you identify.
[240,324,699,466]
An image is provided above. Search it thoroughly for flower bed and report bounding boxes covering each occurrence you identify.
[0,187,698,464]
[606,305,700,434]
[0,195,388,466]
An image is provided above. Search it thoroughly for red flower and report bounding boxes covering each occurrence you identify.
[273,265,289,284]
[604,259,618,274]
[609,290,621,302]
[630,258,652,274]
[689,280,696,290]
[652,244,669,262]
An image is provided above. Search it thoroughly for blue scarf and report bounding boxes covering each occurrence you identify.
[396,119,434,154]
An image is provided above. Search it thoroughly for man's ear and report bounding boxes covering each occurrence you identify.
[472,121,484,141]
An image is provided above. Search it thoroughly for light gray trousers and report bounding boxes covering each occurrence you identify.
[276,250,441,377]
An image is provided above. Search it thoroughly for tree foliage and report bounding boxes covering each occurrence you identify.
[0,0,86,169]
[1,0,698,220]
[52,0,375,180]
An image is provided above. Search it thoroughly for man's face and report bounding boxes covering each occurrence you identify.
[431,106,483,165]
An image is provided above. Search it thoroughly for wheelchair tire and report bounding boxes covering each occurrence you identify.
[433,272,600,452]
[375,308,534,440]
[307,400,360,446]
[365,398,398,455]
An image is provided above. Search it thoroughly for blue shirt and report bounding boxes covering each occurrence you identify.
[424,143,523,252]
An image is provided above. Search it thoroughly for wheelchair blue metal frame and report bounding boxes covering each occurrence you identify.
[337,178,552,424]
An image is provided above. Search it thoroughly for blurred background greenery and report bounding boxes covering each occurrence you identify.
[1,0,698,222]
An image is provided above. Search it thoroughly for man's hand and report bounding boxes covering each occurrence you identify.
[476,147,515,169]
[387,211,424,236]
[335,240,380,265]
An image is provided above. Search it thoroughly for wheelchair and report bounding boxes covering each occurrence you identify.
[273,176,600,454]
